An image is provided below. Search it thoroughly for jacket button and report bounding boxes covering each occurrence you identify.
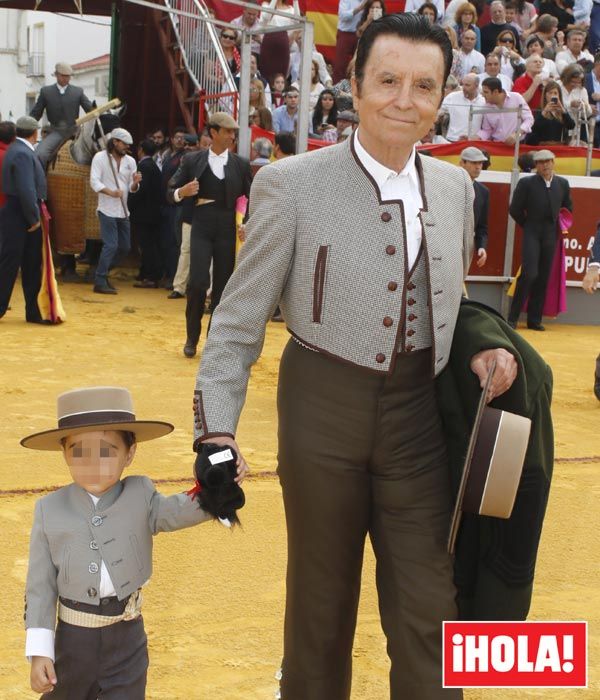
[87,587,98,598]
[407,329,415,337]
[91,515,103,527]
[385,245,396,255]
[406,344,415,352]
[408,313,418,321]
[388,281,398,291]
[383,316,393,328]
[90,540,99,550]
[101,598,111,606]
[407,298,416,306]
[407,281,416,291]
[375,353,386,363]
[89,562,99,574]
[381,212,392,222]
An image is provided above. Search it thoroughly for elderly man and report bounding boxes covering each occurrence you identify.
[191,14,517,700]
[440,73,486,141]
[513,55,546,109]
[555,29,594,75]
[0,116,48,323]
[460,146,489,267]
[507,150,572,330]
[458,29,486,77]
[29,62,93,169]
[250,137,273,165]
[481,1,521,55]
[479,53,513,92]
[478,77,534,143]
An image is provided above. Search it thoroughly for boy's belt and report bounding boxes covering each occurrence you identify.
[58,589,143,628]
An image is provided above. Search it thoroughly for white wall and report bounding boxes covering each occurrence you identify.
[0,9,29,120]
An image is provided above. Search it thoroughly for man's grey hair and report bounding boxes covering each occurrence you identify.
[253,137,273,158]
[463,73,480,86]
[490,1,505,9]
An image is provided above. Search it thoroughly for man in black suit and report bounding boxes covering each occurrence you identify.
[507,149,572,331]
[167,113,252,358]
[129,139,163,288]
[582,222,600,399]
[30,61,93,168]
[0,116,48,323]
[460,146,489,268]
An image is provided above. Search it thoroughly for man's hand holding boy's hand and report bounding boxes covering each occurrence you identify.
[31,656,57,693]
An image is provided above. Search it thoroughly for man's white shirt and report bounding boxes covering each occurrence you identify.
[90,150,137,218]
[441,91,486,141]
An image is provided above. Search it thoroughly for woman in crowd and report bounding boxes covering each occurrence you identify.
[444,25,464,79]
[559,63,593,143]
[311,89,338,137]
[454,2,482,51]
[535,14,563,58]
[493,30,525,79]
[526,80,575,144]
[357,0,386,38]
[512,0,538,34]
[292,59,325,111]
[259,0,301,83]
[538,0,578,33]
[249,79,268,111]
[252,106,274,131]
[332,57,355,112]
[417,2,439,23]
[525,34,558,78]
[270,73,287,110]
[219,29,241,75]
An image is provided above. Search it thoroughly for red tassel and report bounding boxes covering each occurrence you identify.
[186,480,202,498]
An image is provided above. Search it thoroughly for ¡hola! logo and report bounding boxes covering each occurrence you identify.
[443,621,587,688]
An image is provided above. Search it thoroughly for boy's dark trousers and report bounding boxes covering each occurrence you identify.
[41,597,148,700]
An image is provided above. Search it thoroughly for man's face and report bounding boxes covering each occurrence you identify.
[337,118,352,134]
[462,74,479,99]
[285,91,299,111]
[461,31,477,52]
[112,138,129,155]
[505,7,516,22]
[460,158,483,180]
[199,133,212,150]
[351,35,445,150]
[482,86,503,105]
[491,2,506,23]
[250,54,258,74]
[152,130,166,147]
[63,430,135,496]
[535,158,554,179]
[243,7,259,26]
[485,56,501,76]
[527,56,544,76]
[56,72,71,87]
[171,131,186,152]
[567,32,584,54]
[211,126,237,151]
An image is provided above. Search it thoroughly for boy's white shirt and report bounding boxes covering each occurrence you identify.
[26,492,117,661]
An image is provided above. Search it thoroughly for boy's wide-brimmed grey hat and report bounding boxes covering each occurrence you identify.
[21,386,174,451]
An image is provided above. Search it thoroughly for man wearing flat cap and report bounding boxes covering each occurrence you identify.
[30,61,94,168]
[459,146,489,268]
[507,149,572,330]
[167,112,252,358]
[0,116,49,324]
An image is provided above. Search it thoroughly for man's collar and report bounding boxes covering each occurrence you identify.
[353,128,418,190]
[55,82,68,94]
[16,136,35,152]
[209,148,229,159]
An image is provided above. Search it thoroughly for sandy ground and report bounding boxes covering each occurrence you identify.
[0,276,598,699]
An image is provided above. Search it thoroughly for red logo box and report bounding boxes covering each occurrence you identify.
[443,621,587,688]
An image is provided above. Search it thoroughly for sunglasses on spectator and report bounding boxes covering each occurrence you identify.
[222,33,236,39]
[499,37,514,43]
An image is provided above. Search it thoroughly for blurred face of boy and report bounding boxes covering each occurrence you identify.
[63,430,136,496]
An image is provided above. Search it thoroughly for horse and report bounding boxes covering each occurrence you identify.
[69,104,125,166]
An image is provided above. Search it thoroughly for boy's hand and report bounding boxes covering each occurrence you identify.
[31,656,57,694]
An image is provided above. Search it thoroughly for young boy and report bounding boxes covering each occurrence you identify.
[21,386,246,698]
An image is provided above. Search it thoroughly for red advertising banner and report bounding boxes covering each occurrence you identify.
[443,621,588,688]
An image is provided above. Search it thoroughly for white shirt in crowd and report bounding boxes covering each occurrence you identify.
[90,150,138,218]
[555,48,595,76]
[458,49,486,77]
[260,0,300,27]
[353,129,423,269]
[337,0,363,32]
[25,493,119,663]
[289,45,332,86]
[479,71,513,92]
[540,57,559,80]
[441,90,486,141]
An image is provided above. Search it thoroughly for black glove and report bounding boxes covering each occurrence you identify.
[193,442,245,525]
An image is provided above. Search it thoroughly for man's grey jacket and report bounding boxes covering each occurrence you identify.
[30,84,93,129]
[25,476,210,630]
[193,134,474,443]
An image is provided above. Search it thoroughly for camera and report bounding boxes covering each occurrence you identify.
[372,7,383,18]
[550,97,558,104]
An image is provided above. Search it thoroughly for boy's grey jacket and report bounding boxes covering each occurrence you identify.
[25,476,209,630]
[193,134,474,443]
